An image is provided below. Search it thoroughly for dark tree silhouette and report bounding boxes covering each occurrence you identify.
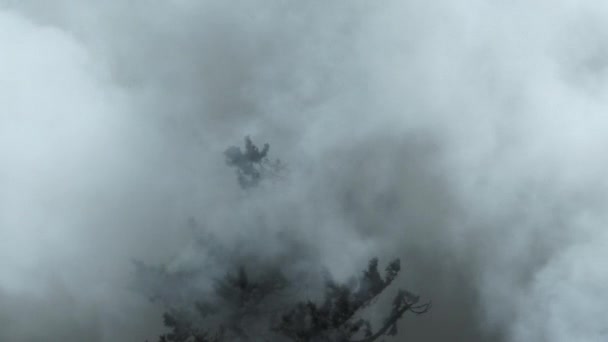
[151,266,289,342]
[141,137,429,342]
[146,258,429,342]
[224,136,285,188]
[274,258,430,342]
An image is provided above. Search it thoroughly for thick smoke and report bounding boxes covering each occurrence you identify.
[2,1,608,341]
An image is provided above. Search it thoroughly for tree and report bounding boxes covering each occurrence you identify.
[140,137,429,342]
[144,258,429,342]
[148,265,288,342]
[224,136,286,188]
[274,258,430,342]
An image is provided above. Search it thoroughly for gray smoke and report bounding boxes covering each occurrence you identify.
[1,1,608,341]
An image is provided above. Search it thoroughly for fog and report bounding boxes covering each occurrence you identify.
[2,1,608,341]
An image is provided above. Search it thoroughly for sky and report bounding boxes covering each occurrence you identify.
[2,1,608,341]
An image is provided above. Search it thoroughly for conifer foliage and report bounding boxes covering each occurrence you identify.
[224,136,285,188]
[141,137,429,342]
[274,258,430,342]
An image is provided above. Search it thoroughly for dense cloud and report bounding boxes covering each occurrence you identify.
[2,1,608,341]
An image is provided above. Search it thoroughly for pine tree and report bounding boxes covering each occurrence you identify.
[140,137,429,342]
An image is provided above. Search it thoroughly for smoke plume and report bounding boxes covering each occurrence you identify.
[2,1,608,341]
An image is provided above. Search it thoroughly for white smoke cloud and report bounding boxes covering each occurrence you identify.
[2,1,608,341]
